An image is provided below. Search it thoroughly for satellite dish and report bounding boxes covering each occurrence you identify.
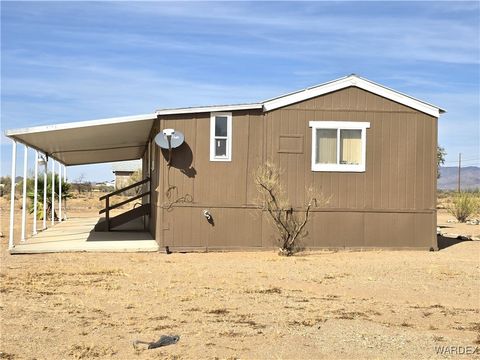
[155,129,185,149]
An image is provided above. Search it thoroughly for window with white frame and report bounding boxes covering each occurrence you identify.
[309,121,370,172]
[210,112,232,161]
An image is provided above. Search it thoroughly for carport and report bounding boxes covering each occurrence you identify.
[5,113,159,253]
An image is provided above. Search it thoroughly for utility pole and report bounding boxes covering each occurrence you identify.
[457,153,462,193]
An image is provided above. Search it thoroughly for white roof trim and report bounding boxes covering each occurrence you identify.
[155,103,263,116]
[263,75,445,117]
[5,113,157,137]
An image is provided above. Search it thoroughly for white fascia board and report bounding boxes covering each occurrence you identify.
[263,75,445,117]
[308,121,370,129]
[4,113,157,137]
[155,103,263,116]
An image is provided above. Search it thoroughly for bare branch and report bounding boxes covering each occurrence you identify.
[254,162,327,256]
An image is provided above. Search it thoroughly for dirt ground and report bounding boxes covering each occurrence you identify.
[438,209,480,239]
[1,195,479,359]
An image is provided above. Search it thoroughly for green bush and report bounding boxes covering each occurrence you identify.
[26,173,71,220]
[447,193,480,223]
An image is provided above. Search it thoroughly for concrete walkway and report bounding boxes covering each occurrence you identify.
[10,217,159,254]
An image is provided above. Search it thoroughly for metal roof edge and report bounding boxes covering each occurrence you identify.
[262,75,446,117]
[4,113,157,137]
[155,103,263,115]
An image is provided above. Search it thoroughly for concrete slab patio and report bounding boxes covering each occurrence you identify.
[9,217,159,254]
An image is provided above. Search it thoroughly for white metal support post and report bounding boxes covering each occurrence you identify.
[51,160,55,225]
[8,141,17,250]
[21,145,28,242]
[43,155,47,230]
[58,161,62,221]
[33,150,38,235]
[63,165,67,220]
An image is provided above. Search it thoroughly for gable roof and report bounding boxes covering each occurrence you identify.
[5,74,445,166]
[152,75,445,118]
[263,74,445,117]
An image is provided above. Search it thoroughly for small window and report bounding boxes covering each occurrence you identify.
[210,112,232,161]
[309,121,370,172]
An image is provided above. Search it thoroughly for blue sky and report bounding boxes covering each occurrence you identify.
[1,1,479,181]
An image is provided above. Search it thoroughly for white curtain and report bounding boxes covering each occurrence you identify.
[340,129,361,165]
[316,129,337,164]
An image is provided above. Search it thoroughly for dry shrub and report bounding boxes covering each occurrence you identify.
[447,192,479,222]
[254,161,328,256]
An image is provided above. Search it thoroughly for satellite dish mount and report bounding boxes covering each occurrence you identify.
[154,128,185,166]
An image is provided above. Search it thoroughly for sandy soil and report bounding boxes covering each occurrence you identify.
[1,240,479,359]
[1,195,479,359]
[438,209,480,239]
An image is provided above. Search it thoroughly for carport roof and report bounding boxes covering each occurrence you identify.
[5,114,157,166]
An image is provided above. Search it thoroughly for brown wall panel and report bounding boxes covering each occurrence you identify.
[151,86,437,249]
[310,212,365,248]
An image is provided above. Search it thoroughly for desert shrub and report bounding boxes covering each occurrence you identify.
[26,173,71,220]
[0,176,11,197]
[447,192,479,222]
[254,161,327,256]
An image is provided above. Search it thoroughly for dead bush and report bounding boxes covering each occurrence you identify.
[254,161,327,256]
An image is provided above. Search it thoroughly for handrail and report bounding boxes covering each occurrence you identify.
[99,177,151,231]
[99,177,150,200]
[99,191,150,214]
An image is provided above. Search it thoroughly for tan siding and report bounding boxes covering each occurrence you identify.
[152,86,437,249]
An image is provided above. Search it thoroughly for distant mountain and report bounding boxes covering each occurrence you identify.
[438,166,480,190]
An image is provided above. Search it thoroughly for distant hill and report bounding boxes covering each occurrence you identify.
[438,166,480,190]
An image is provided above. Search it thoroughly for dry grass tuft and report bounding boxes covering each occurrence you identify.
[469,322,480,332]
[0,352,16,360]
[233,315,266,329]
[288,319,324,327]
[332,310,369,320]
[219,330,243,337]
[186,307,201,312]
[206,308,229,315]
[152,324,174,331]
[247,287,282,294]
[0,268,125,296]
[68,344,116,359]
